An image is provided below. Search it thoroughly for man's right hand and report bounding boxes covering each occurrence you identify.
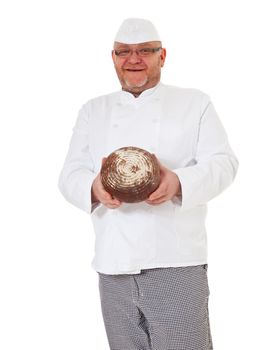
[91,157,122,209]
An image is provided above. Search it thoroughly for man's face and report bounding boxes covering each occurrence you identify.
[112,41,166,96]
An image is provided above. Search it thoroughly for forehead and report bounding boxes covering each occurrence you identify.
[114,41,161,49]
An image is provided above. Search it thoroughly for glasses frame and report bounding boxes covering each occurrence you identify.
[114,47,162,58]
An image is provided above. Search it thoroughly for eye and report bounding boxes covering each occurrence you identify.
[115,49,130,57]
[139,48,152,55]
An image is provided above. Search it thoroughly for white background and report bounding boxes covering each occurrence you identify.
[0,0,270,349]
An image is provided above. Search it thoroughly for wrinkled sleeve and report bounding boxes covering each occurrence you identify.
[58,105,100,214]
[172,98,239,211]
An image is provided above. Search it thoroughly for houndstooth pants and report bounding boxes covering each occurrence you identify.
[98,265,213,350]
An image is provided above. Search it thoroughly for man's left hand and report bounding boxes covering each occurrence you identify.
[145,157,181,205]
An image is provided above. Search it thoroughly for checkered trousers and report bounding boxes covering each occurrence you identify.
[98,265,213,350]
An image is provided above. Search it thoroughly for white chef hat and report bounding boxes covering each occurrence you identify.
[114,18,161,44]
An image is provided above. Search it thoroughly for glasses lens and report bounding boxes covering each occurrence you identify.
[138,48,154,56]
[115,47,161,58]
[115,49,130,57]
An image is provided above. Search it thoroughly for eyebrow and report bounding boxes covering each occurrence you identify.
[114,43,160,50]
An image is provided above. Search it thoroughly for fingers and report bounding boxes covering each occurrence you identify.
[92,156,122,209]
[92,169,122,209]
[99,187,121,208]
[99,187,112,200]
[148,184,167,201]
[103,197,122,209]
[146,180,168,205]
[148,191,164,201]
[145,197,167,205]
[101,196,122,208]
[105,202,122,209]
[102,194,121,205]
[99,185,121,208]
[146,183,166,203]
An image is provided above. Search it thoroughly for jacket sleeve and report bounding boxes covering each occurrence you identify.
[172,97,239,211]
[58,105,99,214]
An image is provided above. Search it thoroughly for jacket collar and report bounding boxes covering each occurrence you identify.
[119,82,163,105]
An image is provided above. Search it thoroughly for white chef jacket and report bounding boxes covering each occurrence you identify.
[58,82,238,275]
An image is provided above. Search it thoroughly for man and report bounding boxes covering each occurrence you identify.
[58,18,238,350]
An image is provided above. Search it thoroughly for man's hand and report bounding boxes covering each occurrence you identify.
[145,156,181,205]
[91,158,122,209]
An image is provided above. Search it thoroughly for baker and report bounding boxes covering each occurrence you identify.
[58,17,238,350]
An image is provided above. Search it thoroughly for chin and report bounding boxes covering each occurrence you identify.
[124,78,148,89]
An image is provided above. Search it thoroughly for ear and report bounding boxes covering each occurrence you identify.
[160,48,166,67]
[111,50,116,64]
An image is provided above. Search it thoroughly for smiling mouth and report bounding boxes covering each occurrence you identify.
[126,69,144,72]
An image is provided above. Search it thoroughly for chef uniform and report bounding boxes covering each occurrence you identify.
[58,18,238,350]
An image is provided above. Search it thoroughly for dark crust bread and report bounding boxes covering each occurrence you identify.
[100,146,160,203]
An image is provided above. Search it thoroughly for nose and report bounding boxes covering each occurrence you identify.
[127,50,142,64]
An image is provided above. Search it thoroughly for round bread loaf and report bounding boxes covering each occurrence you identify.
[100,146,160,203]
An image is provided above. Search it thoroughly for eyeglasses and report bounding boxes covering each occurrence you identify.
[114,47,162,58]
